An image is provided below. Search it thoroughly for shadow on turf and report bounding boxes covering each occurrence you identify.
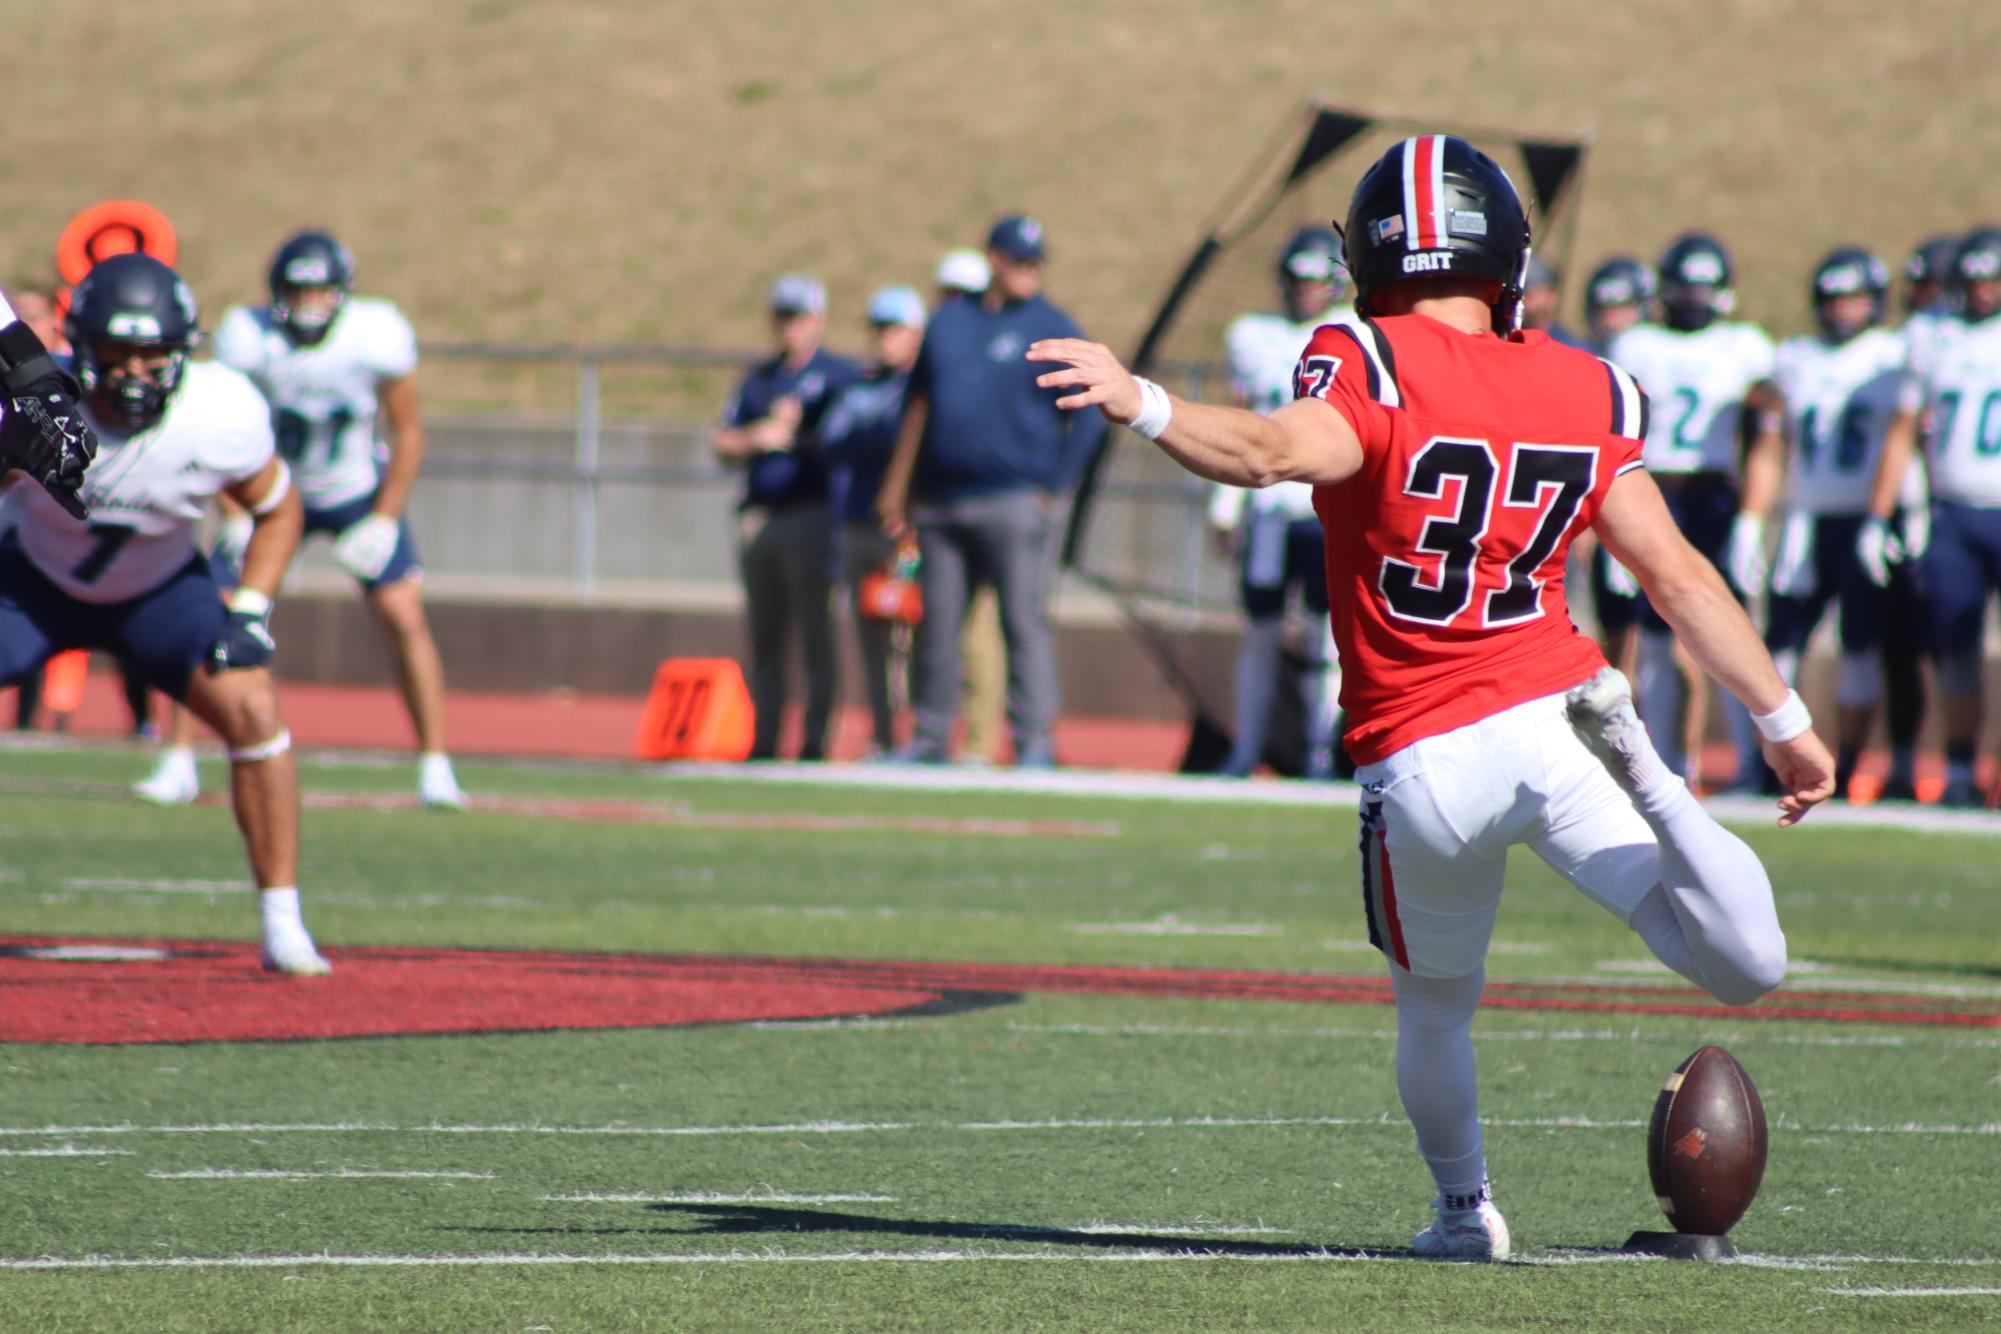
[465,1202,1405,1259]
[1806,954,2001,981]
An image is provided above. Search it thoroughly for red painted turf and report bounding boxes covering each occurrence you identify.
[3,937,1993,1044]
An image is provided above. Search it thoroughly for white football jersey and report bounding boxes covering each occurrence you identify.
[6,361,273,603]
[1772,329,1910,514]
[1608,321,1776,475]
[213,297,417,510]
[1209,307,1352,528]
[1906,313,2001,506]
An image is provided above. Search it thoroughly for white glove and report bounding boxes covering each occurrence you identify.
[1725,512,1768,596]
[211,512,255,573]
[1854,515,1892,588]
[1603,554,1640,598]
[1890,507,1931,566]
[333,513,401,581]
[1766,510,1816,599]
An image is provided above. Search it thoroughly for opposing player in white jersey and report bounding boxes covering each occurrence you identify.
[139,231,466,810]
[1207,226,1349,777]
[0,255,327,973]
[1575,257,1658,673]
[1765,249,1910,800]
[1608,233,1784,787]
[1865,228,2001,807]
[1863,236,1964,800]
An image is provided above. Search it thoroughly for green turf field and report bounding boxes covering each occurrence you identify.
[2,745,1997,1332]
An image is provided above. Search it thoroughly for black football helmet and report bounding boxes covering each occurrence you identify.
[267,230,355,343]
[1809,247,1889,342]
[63,253,201,431]
[1905,235,1960,290]
[1951,227,2001,321]
[1584,256,1657,320]
[1657,233,1736,331]
[1276,224,1349,319]
[1340,134,1531,334]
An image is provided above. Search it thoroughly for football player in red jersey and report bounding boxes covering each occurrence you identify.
[1030,135,1835,1260]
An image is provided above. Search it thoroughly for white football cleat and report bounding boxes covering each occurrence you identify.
[419,754,469,812]
[261,934,332,976]
[1563,666,1666,798]
[133,753,200,806]
[1413,1199,1511,1261]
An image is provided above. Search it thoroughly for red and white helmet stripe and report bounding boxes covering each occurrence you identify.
[1400,135,1450,252]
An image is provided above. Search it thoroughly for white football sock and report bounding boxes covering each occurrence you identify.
[1300,622,1342,778]
[1390,965,1488,1200]
[260,886,306,938]
[1225,618,1284,773]
[1634,632,1684,777]
[1623,784,1787,1006]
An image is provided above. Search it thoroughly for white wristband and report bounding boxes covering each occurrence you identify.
[229,588,273,618]
[1128,377,1173,441]
[1752,688,1811,743]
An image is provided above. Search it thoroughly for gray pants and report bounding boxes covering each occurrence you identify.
[909,490,1060,758]
[738,503,835,759]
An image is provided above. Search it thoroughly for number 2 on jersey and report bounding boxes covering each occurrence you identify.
[1379,438,1596,628]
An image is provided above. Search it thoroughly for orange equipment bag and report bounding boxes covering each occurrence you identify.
[857,536,923,624]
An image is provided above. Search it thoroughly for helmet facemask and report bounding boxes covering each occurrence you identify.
[77,336,193,432]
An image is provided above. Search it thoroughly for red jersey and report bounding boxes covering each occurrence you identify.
[1294,313,1649,764]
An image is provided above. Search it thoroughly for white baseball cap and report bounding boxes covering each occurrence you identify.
[934,249,990,295]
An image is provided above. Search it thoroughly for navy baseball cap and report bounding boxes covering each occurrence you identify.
[987,215,1047,263]
[768,273,826,316]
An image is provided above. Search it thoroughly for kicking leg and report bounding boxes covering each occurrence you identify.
[1558,668,1787,1005]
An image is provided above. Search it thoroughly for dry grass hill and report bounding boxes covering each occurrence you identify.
[12,0,1999,370]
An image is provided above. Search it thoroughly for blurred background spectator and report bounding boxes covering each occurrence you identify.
[876,215,1102,766]
[712,274,859,761]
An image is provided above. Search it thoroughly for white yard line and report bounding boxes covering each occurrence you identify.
[1069,922,1286,937]
[1,1114,1994,1139]
[0,1145,134,1157]
[1069,1224,1296,1236]
[1824,1286,2001,1297]
[147,1169,496,1181]
[1001,1021,2001,1049]
[542,1191,895,1204]
[0,1248,1995,1273]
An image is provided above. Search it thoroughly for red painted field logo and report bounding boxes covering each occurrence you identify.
[0,938,1014,1045]
[3,936,1995,1044]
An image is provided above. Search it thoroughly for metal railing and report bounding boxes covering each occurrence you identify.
[392,342,1229,604]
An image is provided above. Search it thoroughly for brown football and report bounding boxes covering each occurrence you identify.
[1647,1045,1768,1236]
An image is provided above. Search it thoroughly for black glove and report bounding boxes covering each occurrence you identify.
[0,321,97,521]
[209,602,277,673]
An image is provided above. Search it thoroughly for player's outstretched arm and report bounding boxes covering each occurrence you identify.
[1595,469,1836,825]
[225,459,304,601]
[1026,338,1361,488]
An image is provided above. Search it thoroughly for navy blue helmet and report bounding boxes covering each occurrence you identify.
[1583,256,1657,321]
[1809,247,1889,341]
[1277,224,1349,318]
[1951,227,2001,320]
[64,253,201,430]
[267,230,356,343]
[1340,134,1532,334]
[1657,233,1735,331]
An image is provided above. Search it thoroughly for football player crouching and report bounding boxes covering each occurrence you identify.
[0,253,329,974]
